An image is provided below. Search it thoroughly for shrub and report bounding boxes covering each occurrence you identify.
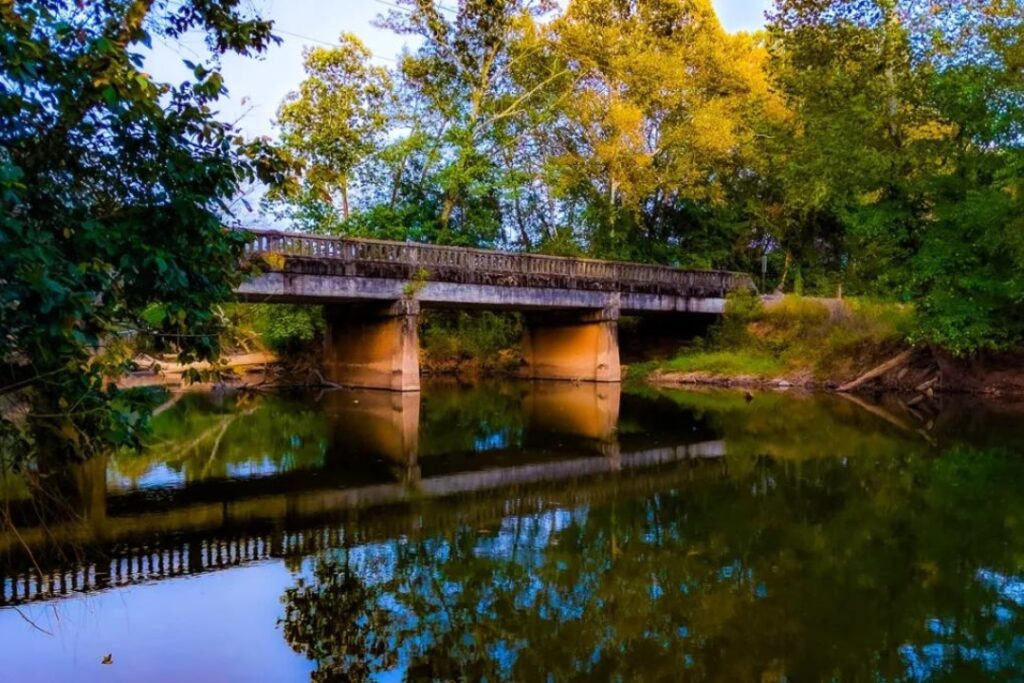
[241,304,325,354]
[422,311,522,364]
[716,291,765,347]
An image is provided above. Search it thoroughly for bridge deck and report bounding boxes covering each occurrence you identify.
[237,230,754,313]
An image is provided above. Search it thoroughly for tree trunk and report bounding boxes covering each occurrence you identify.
[389,156,407,210]
[776,252,792,293]
[440,195,456,236]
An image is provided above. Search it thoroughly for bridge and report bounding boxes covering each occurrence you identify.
[236,230,755,390]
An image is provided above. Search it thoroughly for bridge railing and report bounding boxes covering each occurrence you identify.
[241,230,755,296]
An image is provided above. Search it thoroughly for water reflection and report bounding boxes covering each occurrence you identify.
[2,383,1024,680]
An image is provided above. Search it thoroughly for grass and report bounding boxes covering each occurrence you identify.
[661,350,786,377]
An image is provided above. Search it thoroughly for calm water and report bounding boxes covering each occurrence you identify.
[3,382,1024,681]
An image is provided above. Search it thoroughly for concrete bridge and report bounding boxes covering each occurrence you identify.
[236,230,755,390]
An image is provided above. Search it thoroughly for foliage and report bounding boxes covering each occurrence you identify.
[0,0,292,459]
[270,0,1023,354]
[765,0,1024,350]
[401,267,430,298]
[421,311,523,369]
[275,34,393,222]
[237,303,325,354]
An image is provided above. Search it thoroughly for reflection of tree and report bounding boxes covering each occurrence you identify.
[280,550,397,682]
[279,436,1024,681]
[109,393,328,485]
[419,382,526,456]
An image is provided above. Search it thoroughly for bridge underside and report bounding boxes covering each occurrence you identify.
[237,274,727,390]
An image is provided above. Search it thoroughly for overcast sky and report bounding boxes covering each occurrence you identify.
[148,0,772,140]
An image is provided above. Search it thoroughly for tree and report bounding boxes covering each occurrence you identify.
[767,0,1024,350]
[376,0,561,247]
[0,0,292,458]
[277,34,393,222]
[510,0,783,266]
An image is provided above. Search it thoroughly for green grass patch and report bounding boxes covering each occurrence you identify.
[661,350,786,377]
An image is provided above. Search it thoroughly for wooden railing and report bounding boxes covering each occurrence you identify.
[241,230,754,297]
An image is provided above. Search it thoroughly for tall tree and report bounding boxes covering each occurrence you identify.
[277,34,393,222]
[376,0,560,247]
[545,0,786,264]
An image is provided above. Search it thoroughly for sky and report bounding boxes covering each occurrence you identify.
[147,0,772,141]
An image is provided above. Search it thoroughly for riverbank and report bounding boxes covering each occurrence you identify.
[644,346,1024,396]
[116,294,1024,397]
[637,295,1024,397]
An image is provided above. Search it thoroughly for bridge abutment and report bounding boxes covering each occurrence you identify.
[523,305,621,383]
[324,300,421,392]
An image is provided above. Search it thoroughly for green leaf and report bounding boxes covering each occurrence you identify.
[141,304,167,326]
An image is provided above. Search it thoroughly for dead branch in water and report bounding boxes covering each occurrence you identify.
[308,369,345,390]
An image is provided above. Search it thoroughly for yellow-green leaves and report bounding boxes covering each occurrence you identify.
[276,34,394,220]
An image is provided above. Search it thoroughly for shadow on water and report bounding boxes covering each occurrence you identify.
[3,382,1024,680]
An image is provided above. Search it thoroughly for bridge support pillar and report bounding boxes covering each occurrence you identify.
[523,305,621,382]
[324,300,420,392]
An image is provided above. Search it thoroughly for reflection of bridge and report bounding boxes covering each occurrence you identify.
[0,384,724,607]
[237,231,754,389]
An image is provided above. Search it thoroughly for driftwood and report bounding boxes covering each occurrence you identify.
[837,349,916,393]
[906,394,926,407]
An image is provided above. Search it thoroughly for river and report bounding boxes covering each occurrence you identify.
[2,381,1024,680]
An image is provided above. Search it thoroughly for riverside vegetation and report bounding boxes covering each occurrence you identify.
[636,293,918,388]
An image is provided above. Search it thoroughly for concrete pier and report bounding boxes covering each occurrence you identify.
[523,307,621,382]
[323,300,420,392]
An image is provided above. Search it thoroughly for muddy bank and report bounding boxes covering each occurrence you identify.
[645,346,1024,397]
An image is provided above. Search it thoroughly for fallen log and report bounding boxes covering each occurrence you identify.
[837,349,916,393]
